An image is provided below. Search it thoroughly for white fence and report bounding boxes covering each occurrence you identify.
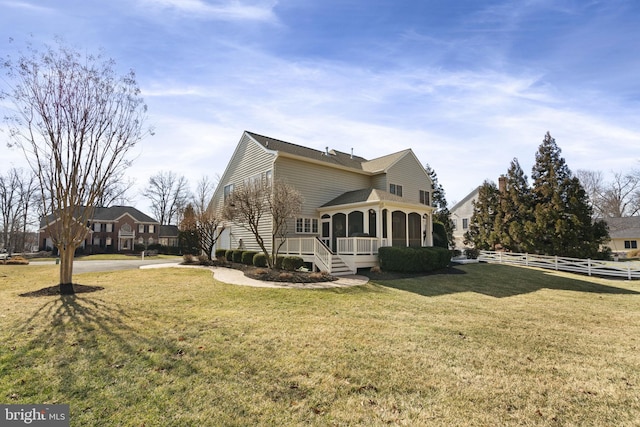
[478,251,640,280]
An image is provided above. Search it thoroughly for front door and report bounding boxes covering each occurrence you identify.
[321,217,331,249]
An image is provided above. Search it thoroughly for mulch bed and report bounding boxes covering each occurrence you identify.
[19,284,105,298]
[202,261,338,283]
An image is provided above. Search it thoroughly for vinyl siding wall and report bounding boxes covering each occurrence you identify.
[211,133,276,252]
[384,154,432,204]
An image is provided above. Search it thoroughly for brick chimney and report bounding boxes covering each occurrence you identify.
[498,175,507,193]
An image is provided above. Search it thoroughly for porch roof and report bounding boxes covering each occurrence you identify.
[320,188,404,207]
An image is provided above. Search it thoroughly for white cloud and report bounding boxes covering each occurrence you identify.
[0,1,54,13]
[137,0,278,23]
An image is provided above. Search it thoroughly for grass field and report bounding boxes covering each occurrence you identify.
[1,263,639,426]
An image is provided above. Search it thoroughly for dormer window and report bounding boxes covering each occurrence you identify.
[390,183,403,197]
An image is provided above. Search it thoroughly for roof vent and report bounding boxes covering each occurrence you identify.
[351,148,353,159]
[325,146,329,156]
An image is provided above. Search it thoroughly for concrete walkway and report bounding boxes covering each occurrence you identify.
[140,263,369,289]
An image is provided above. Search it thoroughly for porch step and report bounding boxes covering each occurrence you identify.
[330,255,355,276]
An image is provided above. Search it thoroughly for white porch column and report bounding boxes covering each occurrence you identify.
[386,209,392,244]
[363,209,369,236]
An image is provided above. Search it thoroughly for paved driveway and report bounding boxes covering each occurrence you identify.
[32,259,179,274]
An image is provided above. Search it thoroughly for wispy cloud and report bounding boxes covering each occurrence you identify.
[0,0,54,13]
[137,0,278,23]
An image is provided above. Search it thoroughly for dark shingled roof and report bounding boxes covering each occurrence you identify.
[247,131,369,170]
[40,206,158,228]
[603,216,640,239]
[159,225,179,237]
[321,188,406,207]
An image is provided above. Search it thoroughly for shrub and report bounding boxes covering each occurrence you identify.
[5,256,29,265]
[378,246,450,273]
[183,254,195,264]
[274,255,284,270]
[451,249,462,258]
[253,253,268,267]
[278,272,293,281]
[232,250,244,263]
[282,256,304,271]
[464,247,479,259]
[432,222,448,249]
[241,251,258,265]
[215,249,228,260]
[134,243,145,253]
[626,249,640,259]
[198,254,212,265]
[225,250,234,262]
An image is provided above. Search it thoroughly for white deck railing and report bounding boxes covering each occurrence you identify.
[336,237,386,255]
[478,250,640,280]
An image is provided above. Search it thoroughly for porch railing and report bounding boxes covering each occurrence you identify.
[336,237,386,255]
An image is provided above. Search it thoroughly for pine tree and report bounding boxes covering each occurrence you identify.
[496,158,533,252]
[464,180,500,250]
[425,164,455,247]
[178,203,200,255]
[529,132,608,257]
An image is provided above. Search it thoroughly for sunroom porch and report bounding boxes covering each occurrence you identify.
[281,188,434,275]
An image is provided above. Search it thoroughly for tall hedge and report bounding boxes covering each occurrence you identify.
[378,246,450,273]
[432,222,448,249]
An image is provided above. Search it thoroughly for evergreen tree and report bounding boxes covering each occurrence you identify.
[178,203,200,255]
[496,158,534,252]
[528,132,608,257]
[425,164,455,247]
[464,180,500,250]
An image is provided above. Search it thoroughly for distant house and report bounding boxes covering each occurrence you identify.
[208,131,436,274]
[449,186,480,249]
[159,225,179,248]
[39,206,163,253]
[602,217,640,254]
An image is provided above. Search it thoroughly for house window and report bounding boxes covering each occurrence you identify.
[462,218,469,229]
[265,170,272,185]
[148,237,154,245]
[452,219,457,230]
[139,224,145,233]
[138,237,144,244]
[296,218,318,234]
[419,190,430,206]
[390,183,403,197]
[93,223,101,232]
[224,184,234,201]
[93,237,100,245]
[106,223,113,232]
[106,237,112,246]
[148,225,155,233]
[625,240,638,249]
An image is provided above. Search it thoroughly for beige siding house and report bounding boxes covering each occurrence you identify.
[602,216,640,255]
[209,131,435,274]
[449,187,480,249]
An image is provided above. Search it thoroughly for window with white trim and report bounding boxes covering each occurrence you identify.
[138,224,145,233]
[106,223,113,232]
[223,184,234,201]
[295,217,318,234]
[390,183,403,197]
[148,224,155,233]
[419,190,430,206]
[462,218,469,229]
[625,240,638,249]
[93,223,101,232]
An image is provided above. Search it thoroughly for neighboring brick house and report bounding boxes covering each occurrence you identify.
[208,131,436,274]
[159,225,179,248]
[39,206,162,253]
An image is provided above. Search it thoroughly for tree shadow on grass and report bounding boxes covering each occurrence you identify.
[372,263,640,298]
[7,293,200,418]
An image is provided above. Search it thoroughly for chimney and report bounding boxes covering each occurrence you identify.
[325,146,329,156]
[351,148,353,159]
[498,175,507,193]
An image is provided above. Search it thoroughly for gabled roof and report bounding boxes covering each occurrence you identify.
[321,188,407,207]
[602,216,640,239]
[450,187,481,213]
[246,131,418,175]
[40,206,158,228]
[159,225,179,237]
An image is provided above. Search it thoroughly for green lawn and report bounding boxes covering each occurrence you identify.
[1,263,639,426]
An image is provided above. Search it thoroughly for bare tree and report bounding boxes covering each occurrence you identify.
[96,172,136,207]
[193,176,225,260]
[0,168,37,253]
[577,169,640,217]
[224,178,302,268]
[1,39,150,293]
[142,171,190,225]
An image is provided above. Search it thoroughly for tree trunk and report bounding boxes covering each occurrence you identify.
[58,245,76,294]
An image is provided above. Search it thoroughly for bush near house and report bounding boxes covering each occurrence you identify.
[281,256,304,271]
[378,246,450,273]
[225,250,234,262]
[215,249,228,260]
[232,250,244,263]
[432,222,449,249]
[2,256,29,265]
[241,251,258,265]
[253,253,268,267]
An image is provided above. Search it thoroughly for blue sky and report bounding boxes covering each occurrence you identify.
[1,0,639,209]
